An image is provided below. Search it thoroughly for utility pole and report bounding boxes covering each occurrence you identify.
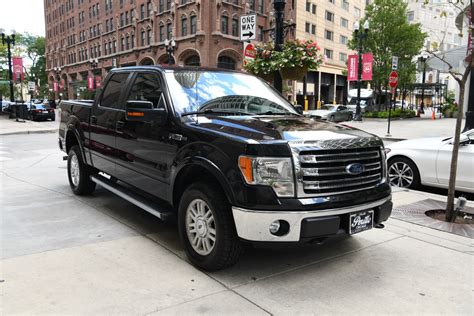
[0,29,16,102]
[273,0,285,93]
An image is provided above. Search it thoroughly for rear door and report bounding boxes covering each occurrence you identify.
[114,71,177,200]
[89,72,131,176]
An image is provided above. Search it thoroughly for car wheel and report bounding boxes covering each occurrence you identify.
[348,114,353,121]
[51,116,55,121]
[67,145,96,195]
[178,182,243,271]
[388,157,420,189]
[329,115,335,122]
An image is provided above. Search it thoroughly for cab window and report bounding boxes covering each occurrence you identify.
[100,73,130,109]
[127,73,165,109]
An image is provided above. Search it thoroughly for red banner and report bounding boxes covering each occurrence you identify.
[95,76,102,89]
[87,76,95,90]
[347,54,358,81]
[59,79,65,90]
[12,57,24,82]
[53,81,59,92]
[362,53,373,81]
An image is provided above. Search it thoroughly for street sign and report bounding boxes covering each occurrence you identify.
[389,71,398,88]
[28,81,35,91]
[392,56,398,70]
[240,14,256,41]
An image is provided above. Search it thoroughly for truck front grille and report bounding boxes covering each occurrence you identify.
[298,147,383,196]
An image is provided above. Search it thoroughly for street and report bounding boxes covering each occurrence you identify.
[1,132,472,315]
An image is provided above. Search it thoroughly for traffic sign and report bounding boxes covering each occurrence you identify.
[389,71,398,88]
[243,42,256,67]
[240,14,256,41]
[392,56,398,70]
[28,81,35,91]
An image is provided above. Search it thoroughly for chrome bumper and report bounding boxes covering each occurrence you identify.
[231,196,391,242]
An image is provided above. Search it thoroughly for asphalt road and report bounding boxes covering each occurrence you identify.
[1,133,472,315]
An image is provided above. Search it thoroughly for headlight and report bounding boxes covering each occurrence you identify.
[238,156,295,197]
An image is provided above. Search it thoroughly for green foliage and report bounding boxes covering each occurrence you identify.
[364,108,416,118]
[349,0,426,91]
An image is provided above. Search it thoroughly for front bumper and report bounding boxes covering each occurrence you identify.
[232,196,392,242]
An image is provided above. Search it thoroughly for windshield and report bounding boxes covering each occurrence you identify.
[320,105,336,111]
[165,71,297,116]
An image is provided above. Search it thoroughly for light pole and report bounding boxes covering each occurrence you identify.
[90,58,99,90]
[353,20,369,121]
[164,38,176,65]
[53,66,62,100]
[0,29,16,102]
[273,0,286,94]
[418,55,427,115]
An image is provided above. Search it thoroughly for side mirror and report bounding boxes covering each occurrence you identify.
[126,100,167,124]
[294,104,304,115]
[448,135,470,146]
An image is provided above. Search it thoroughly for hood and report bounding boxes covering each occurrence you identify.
[305,110,333,117]
[186,115,379,144]
[387,136,446,149]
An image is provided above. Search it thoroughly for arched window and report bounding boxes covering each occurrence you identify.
[181,15,187,36]
[184,55,200,66]
[217,56,236,70]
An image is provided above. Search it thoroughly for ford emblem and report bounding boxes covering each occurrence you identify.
[346,163,365,175]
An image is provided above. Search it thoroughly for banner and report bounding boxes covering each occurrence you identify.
[87,76,95,90]
[53,81,59,92]
[362,53,373,81]
[95,76,102,89]
[347,54,358,81]
[59,79,65,91]
[12,57,24,82]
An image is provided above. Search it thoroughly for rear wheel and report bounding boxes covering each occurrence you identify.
[67,145,96,195]
[329,115,335,122]
[388,157,420,189]
[178,182,242,271]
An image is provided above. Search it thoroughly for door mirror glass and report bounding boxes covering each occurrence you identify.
[126,100,167,124]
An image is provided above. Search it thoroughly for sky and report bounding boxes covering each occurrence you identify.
[0,0,45,37]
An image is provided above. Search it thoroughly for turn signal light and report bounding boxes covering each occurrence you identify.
[127,111,144,117]
[238,156,253,183]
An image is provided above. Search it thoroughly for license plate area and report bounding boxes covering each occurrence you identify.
[349,210,374,234]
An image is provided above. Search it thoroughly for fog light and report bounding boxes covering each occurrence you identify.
[269,220,281,234]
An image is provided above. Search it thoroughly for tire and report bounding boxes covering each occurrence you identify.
[178,182,243,271]
[348,114,353,121]
[51,116,55,121]
[387,157,421,189]
[67,145,96,195]
[329,115,335,122]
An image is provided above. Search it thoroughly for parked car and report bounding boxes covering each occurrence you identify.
[304,105,353,122]
[1,100,13,112]
[386,130,474,193]
[27,103,55,121]
[59,66,392,270]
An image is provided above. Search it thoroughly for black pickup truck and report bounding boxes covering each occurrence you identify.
[59,66,392,270]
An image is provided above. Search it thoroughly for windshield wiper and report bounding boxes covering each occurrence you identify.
[256,111,299,116]
[181,109,253,117]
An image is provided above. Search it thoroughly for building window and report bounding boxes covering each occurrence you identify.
[120,13,124,26]
[125,11,129,24]
[328,0,334,3]
[131,33,135,48]
[325,29,333,41]
[221,16,228,34]
[147,29,151,45]
[167,0,171,10]
[324,48,333,59]
[354,7,361,18]
[312,4,316,14]
[166,22,172,39]
[181,16,187,36]
[407,11,414,22]
[184,55,200,66]
[140,4,145,19]
[121,37,125,51]
[258,25,264,41]
[340,17,348,28]
[311,24,316,34]
[141,30,145,46]
[305,22,310,33]
[339,52,347,62]
[146,1,151,17]
[306,1,310,11]
[126,35,130,50]
[325,11,334,22]
[217,56,236,70]
[342,0,349,10]
[340,35,348,44]
[232,18,239,37]
[190,15,197,34]
[159,0,164,12]
[159,25,165,41]
[258,0,264,13]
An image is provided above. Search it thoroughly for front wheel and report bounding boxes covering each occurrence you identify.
[67,145,96,195]
[329,115,335,122]
[388,157,421,189]
[347,114,353,121]
[178,182,242,271]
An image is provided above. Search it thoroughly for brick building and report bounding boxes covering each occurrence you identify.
[44,0,295,99]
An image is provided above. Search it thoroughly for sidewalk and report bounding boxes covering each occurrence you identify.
[0,112,59,136]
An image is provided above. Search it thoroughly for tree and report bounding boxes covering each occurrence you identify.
[425,0,471,221]
[349,0,425,109]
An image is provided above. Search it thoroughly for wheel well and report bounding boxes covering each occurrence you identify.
[173,165,228,208]
[65,130,79,153]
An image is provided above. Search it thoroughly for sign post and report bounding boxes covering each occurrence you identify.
[387,71,398,136]
[240,14,256,42]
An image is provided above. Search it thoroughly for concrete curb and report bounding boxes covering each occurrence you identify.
[0,129,57,136]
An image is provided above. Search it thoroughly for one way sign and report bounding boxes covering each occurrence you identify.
[240,14,256,41]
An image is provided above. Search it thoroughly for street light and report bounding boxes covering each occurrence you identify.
[90,58,99,90]
[0,28,16,102]
[273,0,286,94]
[53,66,62,100]
[164,38,176,65]
[418,55,428,115]
[353,20,369,121]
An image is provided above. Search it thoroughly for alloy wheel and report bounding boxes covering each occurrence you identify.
[388,161,414,188]
[185,199,216,256]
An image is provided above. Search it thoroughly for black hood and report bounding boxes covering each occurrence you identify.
[186,115,379,144]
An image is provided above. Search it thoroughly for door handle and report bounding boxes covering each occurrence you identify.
[116,121,125,130]
[91,115,97,124]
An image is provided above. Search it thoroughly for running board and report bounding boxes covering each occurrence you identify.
[90,174,174,221]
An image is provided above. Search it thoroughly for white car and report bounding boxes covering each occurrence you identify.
[385,129,474,193]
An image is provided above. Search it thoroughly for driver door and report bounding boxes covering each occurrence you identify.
[436,132,474,190]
